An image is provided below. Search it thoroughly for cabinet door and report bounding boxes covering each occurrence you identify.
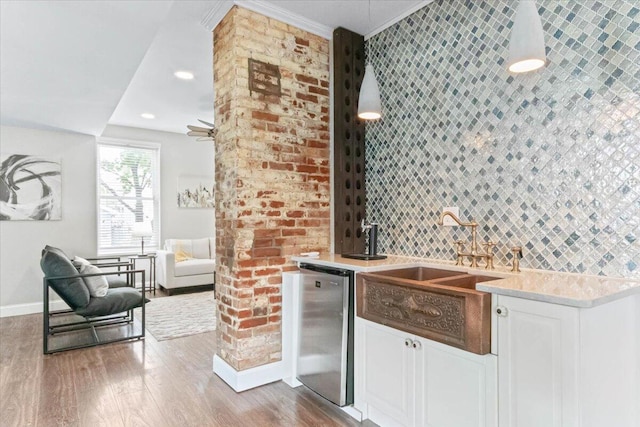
[497,296,578,427]
[356,319,414,427]
[415,338,497,427]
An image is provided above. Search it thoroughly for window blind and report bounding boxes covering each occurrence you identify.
[97,142,160,254]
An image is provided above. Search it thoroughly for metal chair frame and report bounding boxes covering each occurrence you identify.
[43,267,146,354]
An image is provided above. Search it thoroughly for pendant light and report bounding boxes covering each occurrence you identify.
[357,0,382,120]
[358,65,382,120]
[507,0,546,73]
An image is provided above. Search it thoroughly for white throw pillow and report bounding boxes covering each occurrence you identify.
[78,263,109,298]
[72,256,91,268]
[166,239,193,256]
[192,238,210,259]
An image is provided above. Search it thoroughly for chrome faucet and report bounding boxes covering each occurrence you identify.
[438,211,495,269]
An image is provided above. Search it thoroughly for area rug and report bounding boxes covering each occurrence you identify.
[135,291,216,341]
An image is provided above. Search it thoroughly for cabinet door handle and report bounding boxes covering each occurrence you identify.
[496,306,508,317]
[412,340,422,350]
[405,338,413,347]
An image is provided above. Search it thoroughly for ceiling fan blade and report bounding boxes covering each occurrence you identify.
[187,131,209,137]
[187,125,210,132]
[196,137,214,142]
[198,119,215,127]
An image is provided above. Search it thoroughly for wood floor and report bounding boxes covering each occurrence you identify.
[0,306,377,427]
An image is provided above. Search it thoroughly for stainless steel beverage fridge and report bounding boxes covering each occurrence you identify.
[297,263,354,406]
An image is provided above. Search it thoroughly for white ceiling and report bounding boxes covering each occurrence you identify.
[108,1,217,134]
[0,0,430,137]
[0,0,173,136]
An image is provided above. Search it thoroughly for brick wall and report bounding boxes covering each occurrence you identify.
[213,6,330,371]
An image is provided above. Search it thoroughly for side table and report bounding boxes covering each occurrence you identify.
[128,254,156,295]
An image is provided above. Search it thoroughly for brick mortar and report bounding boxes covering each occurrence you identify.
[214,6,330,371]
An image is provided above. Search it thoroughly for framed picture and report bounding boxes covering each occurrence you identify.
[177,175,214,208]
[0,154,61,220]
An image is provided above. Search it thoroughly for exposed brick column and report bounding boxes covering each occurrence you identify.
[213,6,330,371]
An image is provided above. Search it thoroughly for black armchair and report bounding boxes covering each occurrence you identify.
[41,246,147,354]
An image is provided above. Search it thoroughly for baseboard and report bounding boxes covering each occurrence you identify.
[213,354,283,392]
[282,376,303,388]
[341,405,363,422]
[0,299,69,318]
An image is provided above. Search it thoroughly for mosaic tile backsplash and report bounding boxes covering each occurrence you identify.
[365,0,639,277]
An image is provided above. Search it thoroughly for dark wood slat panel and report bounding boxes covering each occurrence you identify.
[333,27,366,255]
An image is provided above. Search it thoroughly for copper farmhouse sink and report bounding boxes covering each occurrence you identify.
[370,266,464,281]
[357,267,501,354]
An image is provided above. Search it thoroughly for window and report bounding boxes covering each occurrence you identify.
[97,140,160,255]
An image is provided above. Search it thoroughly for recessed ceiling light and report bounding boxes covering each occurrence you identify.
[174,71,194,80]
[141,113,155,119]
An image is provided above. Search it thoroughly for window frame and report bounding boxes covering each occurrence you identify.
[96,137,162,256]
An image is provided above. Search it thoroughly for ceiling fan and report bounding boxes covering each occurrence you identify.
[186,119,217,141]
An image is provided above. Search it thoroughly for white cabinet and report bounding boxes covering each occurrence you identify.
[355,318,497,427]
[356,318,414,427]
[496,295,578,427]
[496,294,640,427]
[416,339,497,427]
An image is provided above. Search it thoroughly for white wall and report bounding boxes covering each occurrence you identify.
[0,125,97,313]
[0,124,215,315]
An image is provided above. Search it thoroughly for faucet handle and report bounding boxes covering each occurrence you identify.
[482,241,496,270]
[454,240,465,266]
[511,246,522,273]
[482,241,495,252]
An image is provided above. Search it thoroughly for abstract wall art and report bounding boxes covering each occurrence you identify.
[177,175,214,208]
[0,154,62,220]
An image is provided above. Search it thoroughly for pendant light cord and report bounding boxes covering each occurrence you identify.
[357,0,382,120]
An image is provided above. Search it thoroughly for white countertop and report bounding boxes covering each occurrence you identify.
[292,253,640,308]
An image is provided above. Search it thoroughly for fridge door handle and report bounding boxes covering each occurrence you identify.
[300,264,350,276]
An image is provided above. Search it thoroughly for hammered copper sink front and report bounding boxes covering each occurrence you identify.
[357,267,500,355]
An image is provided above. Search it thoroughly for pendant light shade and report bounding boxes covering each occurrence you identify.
[507,0,546,73]
[358,64,382,120]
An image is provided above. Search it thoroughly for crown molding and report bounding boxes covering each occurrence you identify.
[202,1,433,41]
[201,0,333,39]
[237,0,333,39]
[364,0,434,40]
[201,0,234,32]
